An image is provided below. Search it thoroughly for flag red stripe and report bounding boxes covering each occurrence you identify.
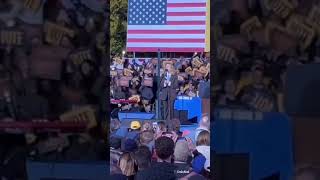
[167,3,206,7]
[127,47,204,52]
[127,39,205,43]
[167,12,206,16]
[167,21,206,25]
[127,30,205,34]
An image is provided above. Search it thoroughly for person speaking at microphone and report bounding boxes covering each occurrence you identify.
[159,63,178,121]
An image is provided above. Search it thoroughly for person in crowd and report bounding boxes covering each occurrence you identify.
[195,114,210,141]
[154,120,168,140]
[118,152,136,180]
[196,130,211,173]
[169,118,182,137]
[217,77,239,106]
[173,139,192,178]
[157,121,167,132]
[134,146,152,179]
[137,136,176,180]
[110,118,121,138]
[125,121,141,141]
[141,121,152,132]
[239,66,275,112]
[139,130,154,152]
[123,138,138,153]
[141,100,153,113]
[109,137,122,174]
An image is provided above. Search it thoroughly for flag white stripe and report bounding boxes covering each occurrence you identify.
[127,43,205,48]
[167,0,207,3]
[167,7,206,12]
[128,25,205,30]
[167,16,206,21]
[127,34,205,39]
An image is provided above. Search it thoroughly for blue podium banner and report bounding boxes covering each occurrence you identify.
[213,109,294,180]
[174,96,202,122]
[118,112,155,121]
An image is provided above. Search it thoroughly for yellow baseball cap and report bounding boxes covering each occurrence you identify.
[130,121,141,130]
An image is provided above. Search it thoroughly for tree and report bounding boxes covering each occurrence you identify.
[110,0,128,56]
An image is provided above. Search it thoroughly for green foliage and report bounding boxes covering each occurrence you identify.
[111,0,128,56]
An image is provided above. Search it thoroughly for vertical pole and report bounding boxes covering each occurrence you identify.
[133,52,136,59]
[156,49,161,120]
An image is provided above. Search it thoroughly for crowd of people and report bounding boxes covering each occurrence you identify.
[110,114,211,180]
[0,1,107,179]
[110,54,210,118]
[213,0,320,113]
[213,1,320,179]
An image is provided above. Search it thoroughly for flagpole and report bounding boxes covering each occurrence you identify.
[156,49,161,120]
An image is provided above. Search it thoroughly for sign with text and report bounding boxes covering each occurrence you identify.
[265,0,294,19]
[70,49,93,65]
[44,21,75,46]
[60,106,97,129]
[0,29,24,46]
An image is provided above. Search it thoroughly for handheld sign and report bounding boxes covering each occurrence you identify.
[143,69,152,75]
[124,68,134,77]
[192,57,203,68]
[265,0,294,19]
[286,16,315,50]
[60,106,97,129]
[70,49,93,65]
[129,95,141,103]
[24,0,42,12]
[217,45,238,64]
[265,22,297,53]
[143,77,153,87]
[114,57,125,65]
[110,70,117,77]
[0,30,24,46]
[44,21,75,46]
[185,67,194,76]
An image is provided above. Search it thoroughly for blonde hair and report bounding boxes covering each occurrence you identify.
[118,153,136,176]
[196,130,210,146]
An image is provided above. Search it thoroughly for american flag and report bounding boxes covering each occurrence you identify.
[126,0,207,52]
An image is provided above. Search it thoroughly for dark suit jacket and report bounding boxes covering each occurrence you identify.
[159,73,178,101]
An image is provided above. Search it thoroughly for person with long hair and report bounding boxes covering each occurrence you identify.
[118,152,136,180]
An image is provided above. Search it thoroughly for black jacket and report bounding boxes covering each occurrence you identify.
[135,162,177,180]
